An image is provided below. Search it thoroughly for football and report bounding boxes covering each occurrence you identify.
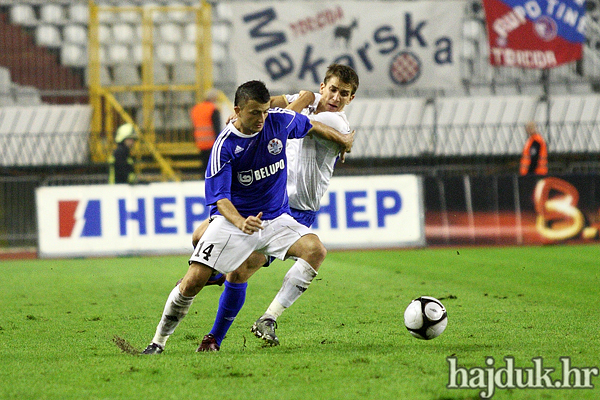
[403,296,448,340]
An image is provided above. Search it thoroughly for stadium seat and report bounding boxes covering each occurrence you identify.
[179,42,197,63]
[98,24,112,43]
[107,44,132,65]
[118,1,141,24]
[166,2,189,22]
[14,86,42,105]
[184,23,198,42]
[212,23,230,44]
[212,43,226,63]
[158,23,183,43]
[165,106,192,130]
[10,4,37,27]
[153,62,170,85]
[0,67,12,87]
[113,64,141,85]
[35,25,62,48]
[61,44,88,68]
[114,92,140,108]
[68,3,89,24]
[172,63,195,84]
[40,4,66,25]
[63,24,88,45]
[112,23,137,44]
[213,2,233,20]
[136,108,165,130]
[155,44,178,65]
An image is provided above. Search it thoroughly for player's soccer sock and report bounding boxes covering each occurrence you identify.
[209,281,247,346]
[152,285,195,347]
[266,258,317,320]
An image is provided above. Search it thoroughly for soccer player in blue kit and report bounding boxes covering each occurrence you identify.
[142,80,353,354]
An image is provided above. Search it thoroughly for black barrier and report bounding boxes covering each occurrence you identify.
[424,174,600,246]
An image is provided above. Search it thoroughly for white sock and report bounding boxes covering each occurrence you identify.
[152,285,195,347]
[266,258,317,320]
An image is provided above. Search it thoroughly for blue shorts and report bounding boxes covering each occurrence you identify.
[263,208,316,267]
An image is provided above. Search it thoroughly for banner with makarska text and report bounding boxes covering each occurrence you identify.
[229,1,463,93]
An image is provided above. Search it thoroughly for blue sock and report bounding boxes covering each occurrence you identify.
[209,281,247,346]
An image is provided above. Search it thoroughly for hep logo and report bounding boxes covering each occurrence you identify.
[58,200,102,238]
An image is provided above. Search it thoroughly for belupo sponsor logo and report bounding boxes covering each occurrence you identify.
[254,159,285,181]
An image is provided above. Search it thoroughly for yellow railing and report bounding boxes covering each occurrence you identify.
[88,0,213,180]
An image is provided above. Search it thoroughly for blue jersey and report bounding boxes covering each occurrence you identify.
[205,108,313,220]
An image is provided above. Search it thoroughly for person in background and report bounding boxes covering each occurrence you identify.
[190,88,221,178]
[108,123,138,184]
[519,121,548,176]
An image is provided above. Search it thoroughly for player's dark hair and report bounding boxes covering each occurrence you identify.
[323,64,359,95]
[234,80,271,107]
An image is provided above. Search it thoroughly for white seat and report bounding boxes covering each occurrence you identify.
[184,23,198,42]
[35,25,62,48]
[131,44,143,64]
[165,107,192,130]
[10,4,37,26]
[68,3,89,24]
[212,43,226,63]
[158,23,183,43]
[155,44,177,64]
[212,23,230,44]
[0,67,12,87]
[40,4,66,25]
[114,92,140,108]
[112,64,140,85]
[179,42,196,63]
[214,3,233,20]
[61,44,87,67]
[14,86,42,105]
[119,1,141,24]
[107,44,131,65]
[112,23,136,44]
[98,24,112,43]
[0,87,15,106]
[172,63,195,84]
[142,2,163,23]
[153,63,170,85]
[63,24,88,45]
[167,2,189,22]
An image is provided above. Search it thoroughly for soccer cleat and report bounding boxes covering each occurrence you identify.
[251,316,279,346]
[141,343,164,355]
[196,334,220,352]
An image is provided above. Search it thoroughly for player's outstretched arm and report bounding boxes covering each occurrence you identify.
[270,90,315,113]
[216,198,263,235]
[309,121,355,154]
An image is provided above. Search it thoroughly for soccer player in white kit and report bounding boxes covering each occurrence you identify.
[195,64,359,351]
[142,79,354,354]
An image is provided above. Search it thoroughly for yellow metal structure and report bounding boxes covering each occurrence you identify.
[88,0,214,181]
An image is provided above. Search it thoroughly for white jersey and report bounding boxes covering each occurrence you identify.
[284,93,351,212]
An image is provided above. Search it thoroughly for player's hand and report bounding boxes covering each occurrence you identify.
[339,130,355,162]
[225,112,237,124]
[241,212,263,235]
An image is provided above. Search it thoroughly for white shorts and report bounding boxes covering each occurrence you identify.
[189,213,312,274]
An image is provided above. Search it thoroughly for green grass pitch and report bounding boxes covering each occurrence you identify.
[1,245,599,400]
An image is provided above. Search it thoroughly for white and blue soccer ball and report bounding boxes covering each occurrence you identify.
[403,296,448,340]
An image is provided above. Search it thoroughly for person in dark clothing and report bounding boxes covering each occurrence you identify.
[109,123,138,184]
